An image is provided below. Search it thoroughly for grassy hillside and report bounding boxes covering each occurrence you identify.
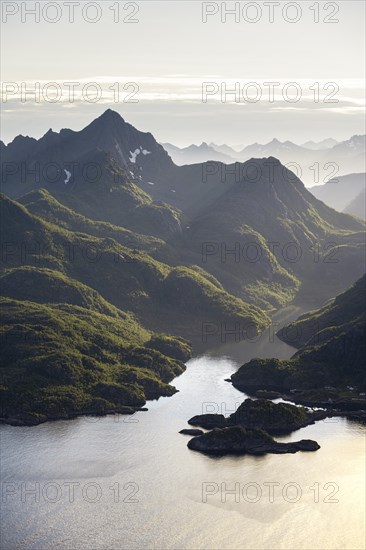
[277,275,366,348]
[19,188,165,254]
[231,275,366,392]
[5,145,182,240]
[0,266,131,318]
[172,159,365,309]
[0,194,269,346]
[0,295,187,425]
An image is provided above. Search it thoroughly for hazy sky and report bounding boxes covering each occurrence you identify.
[1,0,365,145]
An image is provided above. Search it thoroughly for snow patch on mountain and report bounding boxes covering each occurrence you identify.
[64,169,71,184]
[129,146,151,163]
[129,149,140,163]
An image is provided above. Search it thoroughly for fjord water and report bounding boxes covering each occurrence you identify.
[1,308,365,550]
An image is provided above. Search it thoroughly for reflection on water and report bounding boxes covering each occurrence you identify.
[1,308,365,549]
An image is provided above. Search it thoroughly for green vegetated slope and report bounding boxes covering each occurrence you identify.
[172,159,366,309]
[0,193,268,341]
[277,274,366,349]
[0,294,187,425]
[19,188,165,254]
[48,150,183,241]
[0,193,269,423]
[231,275,366,392]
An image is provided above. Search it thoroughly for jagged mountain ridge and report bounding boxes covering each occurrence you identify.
[1,110,365,310]
[169,158,365,307]
[161,135,365,184]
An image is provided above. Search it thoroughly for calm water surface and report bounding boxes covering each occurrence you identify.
[1,308,365,549]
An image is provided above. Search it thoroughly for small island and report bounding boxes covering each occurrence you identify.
[183,398,323,456]
[188,398,331,434]
[187,426,319,456]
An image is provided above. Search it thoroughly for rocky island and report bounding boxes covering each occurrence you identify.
[183,398,325,456]
[187,426,320,455]
[189,398,330,434]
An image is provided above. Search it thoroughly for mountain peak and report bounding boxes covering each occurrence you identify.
[42,128,56,139]
[97,109,125,124]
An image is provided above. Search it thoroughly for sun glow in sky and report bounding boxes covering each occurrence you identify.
[1,0,365,145]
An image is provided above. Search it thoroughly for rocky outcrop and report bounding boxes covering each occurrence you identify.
[188,399,329,435]
[188,414,228,430]
[187,426,320,455]
[228,398,328,434]
[179,428,204,436]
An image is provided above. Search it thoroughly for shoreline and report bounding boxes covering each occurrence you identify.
[0,405,149,427]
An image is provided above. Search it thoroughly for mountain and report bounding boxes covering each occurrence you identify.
[209,142,241,157]
[2,109,175,184]
[161,142,235,165]
[0,189,272,424]
[1,110,183,240]
[236,137,365,178]
[344,188,366,219]
[208,137,364,186]
[238,138,309,161]
[18,188,165,254]
[277,274,366,349]
[323,135,366,175]
[234,137,364,183]
[2,110,364,215]
[1,110,365,425]
[2,111,365,311]
[0,291,188,425]
[310,173,366,213]
[327,134,365,159]
[302,138,339,150]
[231,275,366,393]
[0,194,269,346]
[169,157,366,308]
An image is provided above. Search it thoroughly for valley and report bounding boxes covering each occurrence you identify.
[2,3,365,548]
[1,110,365,426]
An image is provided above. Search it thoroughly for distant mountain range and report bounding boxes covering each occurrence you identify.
[161,142,235,165]
[161,135,366,186]
[310,173,366,219]
[344,187,366,219]
[301,138,339,150]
